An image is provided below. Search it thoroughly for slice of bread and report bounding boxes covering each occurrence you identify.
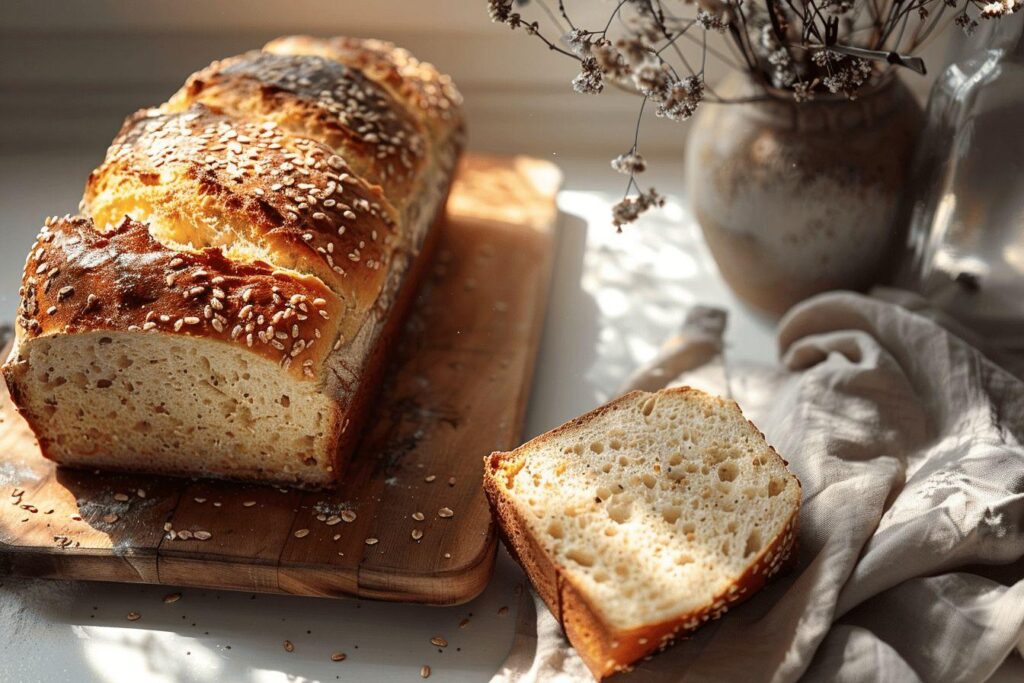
[483,387,800,679]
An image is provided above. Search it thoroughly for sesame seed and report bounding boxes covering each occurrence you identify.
[283,640,294,653]
[294,529,310,538]
[430,636,448,648]
[183,316,201,325]
[438,507,454,519]
[424,475,436,483]
[498,606,509,616]
[331,652,347,662]
[126,612,141,621]
[341,510,357,523]
[102,513,119,524]
[163,592,181,604]
[113,493,129,502]
[365,537,378,545]
[411,529,423,541]
[412,512,425,521]
[420,665,431,679]
[243,500,256,507]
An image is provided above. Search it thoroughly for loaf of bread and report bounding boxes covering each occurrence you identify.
[2,37,464,488]
[483,387,801,679]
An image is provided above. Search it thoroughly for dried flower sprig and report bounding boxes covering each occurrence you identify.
[488,0,1018,228]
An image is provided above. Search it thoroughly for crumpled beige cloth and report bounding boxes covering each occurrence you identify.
[493,291,1024,682]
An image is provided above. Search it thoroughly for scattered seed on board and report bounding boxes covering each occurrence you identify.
[194,531,212,541]
[341,510,357,523]
[412,511,425,522]
[498,605,509,616]
[283,640,294,653]
[163,592,181,604]
[294,529,310,538]
[411,529,423,541]
[448,477,456,486]
[424,475,436,483]
[243,500,256,507]
[331,652,347,662]
[102,513,119,524]
[126,612,141,621]
[194,497,207,504]
[136,489,146,498]
[421,665,431,679]
[365,537,379,546]
[438,507,454,518]
[332,534,341,541]
[325,515,341,525]
[177,530,193,540]
[459,618,471,629]
[113,493,129,502]
[431,636,448,648]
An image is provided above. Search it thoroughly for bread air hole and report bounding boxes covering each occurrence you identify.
[744,530,762,557]
[547,520,564,539]
[662,506,681,524]
[607,503,631,524]
[641,396,658,416]
[768,477,787,497]
[566,548,595,567]
[590,441,604,454]
[717,462,739,482]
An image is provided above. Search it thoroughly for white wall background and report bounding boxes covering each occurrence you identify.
[1,0,952,160]
[0,0,954,314]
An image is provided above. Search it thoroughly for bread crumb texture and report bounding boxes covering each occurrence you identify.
[10,331,336,487]
[485,387,800,678]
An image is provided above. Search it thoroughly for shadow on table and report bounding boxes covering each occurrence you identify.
[523,211,602,439]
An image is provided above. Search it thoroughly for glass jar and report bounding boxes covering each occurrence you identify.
[898,12,1024,352]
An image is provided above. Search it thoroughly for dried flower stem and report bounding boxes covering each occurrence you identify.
[488,0,1018,226]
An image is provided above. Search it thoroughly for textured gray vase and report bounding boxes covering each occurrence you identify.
[685,74,923,315]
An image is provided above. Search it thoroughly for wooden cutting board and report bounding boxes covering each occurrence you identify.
[0,154,560,605]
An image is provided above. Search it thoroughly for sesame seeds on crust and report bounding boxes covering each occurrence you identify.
[83,104,401,336]
[16,215,341,379]
[169,51,426,198]
[264,36,464,131]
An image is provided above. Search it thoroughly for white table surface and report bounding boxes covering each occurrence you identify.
[0,153,1019,682]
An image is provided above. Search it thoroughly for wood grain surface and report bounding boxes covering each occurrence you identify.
[0,154,560,605]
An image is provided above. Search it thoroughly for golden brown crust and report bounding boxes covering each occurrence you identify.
[14,215,342,379]
[483,387,802,679]
[263,36,463,138]
[83,104,399,341]
[166,50,426,200]
[6,35,463,489]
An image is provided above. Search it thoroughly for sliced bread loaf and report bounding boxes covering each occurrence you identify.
[483,387,801,679]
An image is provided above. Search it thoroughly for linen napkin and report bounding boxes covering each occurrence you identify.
[492,290,1024,682]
